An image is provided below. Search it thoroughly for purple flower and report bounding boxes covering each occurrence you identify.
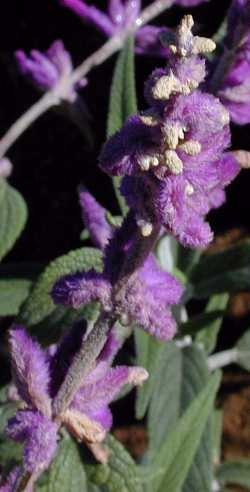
[218,0,250,125]
[99,15,239,248]
[7,328,58,480]
[52,207,183,340]
[60,0,172,58]
[16,40,87,101]
[7,326,147,479]
[79,186,113,249]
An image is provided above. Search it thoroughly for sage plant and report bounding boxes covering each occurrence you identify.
[0,1,250,492]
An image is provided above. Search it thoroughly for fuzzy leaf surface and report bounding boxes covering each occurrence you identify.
[18,247,102,329]
[147,344,215,492]
[37,434,88,492]
[0,179,27,261]
[0,279,32,316]
[87,434,143,492]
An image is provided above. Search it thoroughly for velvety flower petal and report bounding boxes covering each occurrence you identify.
[9,327,51,416]
[99,115,159,176]
[79,186,113,249]
[7,410,58,476]
[71,366,148,425]
[52,270,112,310]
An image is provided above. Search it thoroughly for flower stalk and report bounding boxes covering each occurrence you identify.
[0,0,174,160]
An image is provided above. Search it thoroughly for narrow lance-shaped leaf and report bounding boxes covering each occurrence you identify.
[135,330,165,419]
[195,294,229,354]
[189,242,250,298]
[0,179,27,262]
[147,344,215,492]
[107,36,137,215]
[151,371,221,492]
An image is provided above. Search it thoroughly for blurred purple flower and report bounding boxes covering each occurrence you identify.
[60,0,172,58]
[99,15,239,248]
[16,40,87,102]
[218,0,250,125]
[6,326,147,479]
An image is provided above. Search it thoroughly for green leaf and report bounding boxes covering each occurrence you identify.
[181,310,226,338]
[0,279,32,316]
[18,247,102,330]
[189,242,250,298]
[195,294,229,354]
[135,330,165,419]
[87,434,143,492]
[156,235,178,273]
[0,179,27,261]
[107,36,137,215]
[147,344,215,492]
[217,460,250,488]
[151,371,221,492]
[37,434,88,492]
[177,246,202,277]
[236,328,250,371]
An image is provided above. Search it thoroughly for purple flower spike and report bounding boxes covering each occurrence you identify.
[79,187,113,249]
[9,327,51,417]
[7,324,149,483]
[16,40,86,101]
[7,410,58,476]
[100,16,239,248]
[52,270,112,310]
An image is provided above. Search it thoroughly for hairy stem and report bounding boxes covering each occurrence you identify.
[53,221,160,418]
[0,0,174,159]
[52,312,114,417]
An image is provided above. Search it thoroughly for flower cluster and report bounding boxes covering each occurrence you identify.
[218,0,250,125]
[99,15,239,248]
[4,326,147,488]
[16,40,87,102]
[53,188,183,340]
